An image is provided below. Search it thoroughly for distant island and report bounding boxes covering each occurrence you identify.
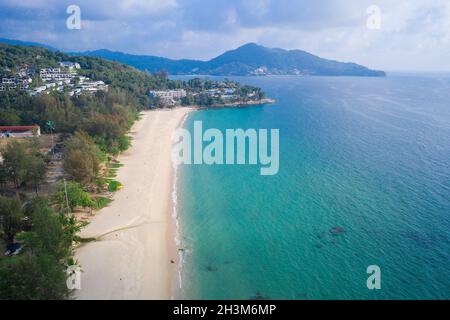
[0,39,385,77]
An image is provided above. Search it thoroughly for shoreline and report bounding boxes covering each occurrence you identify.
[182,98,276,110]
[75,107,194,300]
[168,110,192,299]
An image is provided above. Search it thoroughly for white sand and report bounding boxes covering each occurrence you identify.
[75,108,193,300]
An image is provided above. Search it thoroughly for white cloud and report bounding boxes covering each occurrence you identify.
[1,0,450,70]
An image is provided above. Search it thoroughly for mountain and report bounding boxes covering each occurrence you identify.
[0,38,58,51]
[0,38,385,77]
[69,49,205,74]
[72,43,385,77]
[204,43,385,77]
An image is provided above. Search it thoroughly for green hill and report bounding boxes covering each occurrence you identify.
[0,39,385,77]
[74,43,385,77]
[0,43,188,153]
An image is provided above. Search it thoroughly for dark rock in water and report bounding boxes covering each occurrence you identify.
[250,292,269,300]
[205,265,218,272]
[317,231,326,239]
[315,243,323,249]
[330,226,345,235]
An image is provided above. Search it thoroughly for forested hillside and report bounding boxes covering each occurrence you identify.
[0,44,185,144]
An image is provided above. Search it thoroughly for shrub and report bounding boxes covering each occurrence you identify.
[53,181,95,211]
[107,180,122,192]
[63,131,102,186]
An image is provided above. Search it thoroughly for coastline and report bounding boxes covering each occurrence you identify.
[184,98,276,109]
[168,110,192,299]
[75,107,194,300]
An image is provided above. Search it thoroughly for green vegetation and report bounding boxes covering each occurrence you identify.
[109,162,124,169]
[1,44,266,118]
[0,251,68,299]
[0,43,165,159]
[0,140,47,192]
[53,181,94,212]
[0,197,83,299]
[63,131,103,187]
[0,195,23,244]
[78,42,386,77]
[180,78,266,107]
[105,160,123,179]
[92,196,112,210]
[53,181,112,212]
[107,180,122,193]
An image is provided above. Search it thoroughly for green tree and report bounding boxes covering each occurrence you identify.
[22,198,72,260]
[23,197,83,258]
[1,140,47,190]
[1,141,29,187]
[0,251,68,300]
[63,131,102,186]
[53,181,94,212]
[0,108,22,126]
[0,195,24,244]
[25,154,47,195]
[0,165,7,190]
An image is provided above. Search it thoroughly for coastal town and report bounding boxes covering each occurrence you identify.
[1,60,269,107]
[0,61,108,97]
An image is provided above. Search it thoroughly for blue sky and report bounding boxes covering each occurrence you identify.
[1,0,450,71]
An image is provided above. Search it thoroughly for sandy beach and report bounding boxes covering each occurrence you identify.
[75,108,193,300]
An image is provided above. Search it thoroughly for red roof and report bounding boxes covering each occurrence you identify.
[0,125,40,131]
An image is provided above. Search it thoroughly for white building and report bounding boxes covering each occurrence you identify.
[73,80,108,96]
[149,89,187,105]
[0,77,32,91]
[1,78,16,85]
[40,68,73,82]
[28,85,47,96]
[59,61,81,70]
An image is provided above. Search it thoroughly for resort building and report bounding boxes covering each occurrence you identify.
[0,125,41,138]
[28,85,47,96]
[1,77,16,85]
[1,62,107,97]
[40,68,73,82]
[71,80,109,96]
[59,61,81,71]
[149,89,187,105]
[0,68,33,92]
[0,78,16,91]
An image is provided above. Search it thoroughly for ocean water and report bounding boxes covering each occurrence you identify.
[174,74,450,300]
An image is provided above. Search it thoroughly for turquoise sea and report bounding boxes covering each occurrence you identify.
[174,74,450,299]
